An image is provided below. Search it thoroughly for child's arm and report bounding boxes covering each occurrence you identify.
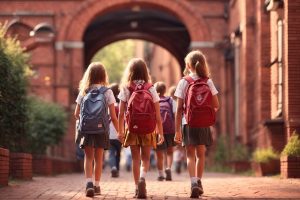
[108,103,119,133]
[174,98,184,143]
[154,102,164,145]
[74,104,80,119]
[118,101,126,142]
[212,95,220,111]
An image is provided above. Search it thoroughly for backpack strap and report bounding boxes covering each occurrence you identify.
[183,76,194,84]
[98,86,109,94]
[128,82,152,95]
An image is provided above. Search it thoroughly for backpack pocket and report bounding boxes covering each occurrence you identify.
[128,113,156,134]
[187,106,215,127]
[81,117,108,134]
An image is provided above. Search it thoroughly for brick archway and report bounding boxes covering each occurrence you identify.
[63,0,210,42]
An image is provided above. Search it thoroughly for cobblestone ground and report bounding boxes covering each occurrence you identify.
[0,169,300,200]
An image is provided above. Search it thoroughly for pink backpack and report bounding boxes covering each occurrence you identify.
[126,83,156,134]
[183,76,216,127]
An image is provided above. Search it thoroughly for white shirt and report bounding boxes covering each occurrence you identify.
[118,80,160,103]
[174,73,218,125]
[109,103,119,140]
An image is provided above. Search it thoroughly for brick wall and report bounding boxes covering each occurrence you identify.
[0,148,9,186]
[9,153,32,180]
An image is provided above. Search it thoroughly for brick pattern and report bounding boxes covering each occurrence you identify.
[9,153,32,180]
[0,148,9,186]
[281,156,300,178]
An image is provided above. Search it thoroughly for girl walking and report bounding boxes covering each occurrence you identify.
[154,82,176,181]
[74,62,119,197]
[174,50,219,198]
[118,58,164,198]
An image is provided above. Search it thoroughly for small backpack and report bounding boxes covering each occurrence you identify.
[159,97,175,134]
[77,87,110,135]
[126,83,156,134]
[184,76,215,127]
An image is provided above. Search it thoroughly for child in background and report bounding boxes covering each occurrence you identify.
[118,58,164,198]
[108,83,122,178]
[154,82,176,181]
[74,62,119,197]
[174,50,219,198]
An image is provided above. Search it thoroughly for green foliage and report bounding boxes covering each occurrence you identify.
[281,132,300,157]
[231,142,250,161]
[252,148,279,163]
[0,23,30,152]
[26,96,67,154]
[92,39,135,83]
[214,135,230,164]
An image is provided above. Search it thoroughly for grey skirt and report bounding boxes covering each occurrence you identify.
[156,133,176,151]
[80,133,110,150]
[182,125,213,147]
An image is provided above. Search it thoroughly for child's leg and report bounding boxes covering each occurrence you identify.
[185,145,196,177]
[108,142,117,169]
[140,146,151,177]
[84,146,95,180]
[115,141,122,171]
[166,147,174,169]
[195,145,206,178]
[130,145,141,185]
[94,148,104,184]
[156,150,164,171]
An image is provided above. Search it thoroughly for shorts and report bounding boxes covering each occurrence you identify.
[182,125,213,147]
[156,133,176,151]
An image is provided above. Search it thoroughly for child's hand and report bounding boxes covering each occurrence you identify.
[157,134,164,145]
[118,133,125,143]
[174,131,182,144]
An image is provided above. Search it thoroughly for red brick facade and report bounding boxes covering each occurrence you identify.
[1,0,299,160]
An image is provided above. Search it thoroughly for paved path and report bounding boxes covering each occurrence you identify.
[0,169,300,199]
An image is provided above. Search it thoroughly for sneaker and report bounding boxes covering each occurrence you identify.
[137,177,147,198]
[157,175,165,181]
[85,182,94,197]
[190,182,200,198]
[111,167,119,178]
[133,189,138,198]
[94,186,101,195]
[165,169,172,181]
[198,180,204,195]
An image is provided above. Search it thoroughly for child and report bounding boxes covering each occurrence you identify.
[154,82,176,181]
[108,83,122,178]
[74,62,119,197]
[174,50,219,198]
[118,58,164,198]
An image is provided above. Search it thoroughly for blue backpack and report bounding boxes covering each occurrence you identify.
[77,87,110,135]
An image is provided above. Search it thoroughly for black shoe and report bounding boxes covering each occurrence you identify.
[85,182,94,197]
[190,182,200,198]
[137,177,147,198]
[133,189,138,198]
[157,175,165,181]
[165,169,172,181]
[111,167,119,178]
[94,186,101,195]
[198,180,204,195]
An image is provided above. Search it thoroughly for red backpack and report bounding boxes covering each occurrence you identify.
[126,83,156,134]
[184,76,216,127]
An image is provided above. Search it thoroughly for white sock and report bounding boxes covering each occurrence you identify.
[86,178,93,183]
[158,170,164,177]
[191,177,199,184]
[94,181,100,187]
[140,167,147,178]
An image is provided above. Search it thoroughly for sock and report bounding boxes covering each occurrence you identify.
[191,177,198,184]
[140,167,147,178]
[94,181,100,187]
[158,170,164,177]
[86,178,93,184]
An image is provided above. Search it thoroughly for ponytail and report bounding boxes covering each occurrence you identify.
[185,50,210,78]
